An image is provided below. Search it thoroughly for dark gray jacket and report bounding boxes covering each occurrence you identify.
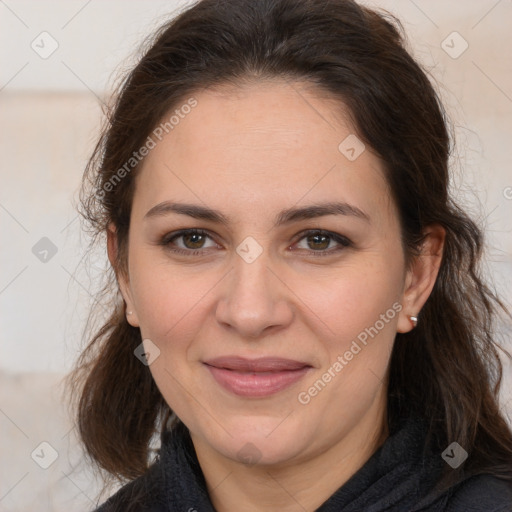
[94,416,512,511]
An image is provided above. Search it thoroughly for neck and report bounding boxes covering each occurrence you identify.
[190,393,389,512]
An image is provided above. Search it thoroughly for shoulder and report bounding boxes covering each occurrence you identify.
[443,474,512,512]
[92,460,167,512]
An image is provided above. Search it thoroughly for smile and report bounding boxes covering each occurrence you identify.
[203,356,313,398]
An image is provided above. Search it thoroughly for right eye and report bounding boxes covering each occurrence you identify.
[161,228,220,255]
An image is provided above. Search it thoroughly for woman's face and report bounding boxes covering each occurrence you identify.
[117,79,420,467]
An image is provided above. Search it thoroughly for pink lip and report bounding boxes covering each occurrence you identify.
[203,356,312,398]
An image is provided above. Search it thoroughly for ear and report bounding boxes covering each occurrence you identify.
[396,224,445,333]
[107,223,140,327]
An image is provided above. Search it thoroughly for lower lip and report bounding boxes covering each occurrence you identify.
[205,364,311,398]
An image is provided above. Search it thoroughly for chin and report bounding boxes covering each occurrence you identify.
[203,415,314,467]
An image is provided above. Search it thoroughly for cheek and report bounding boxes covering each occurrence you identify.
[131,265,206,343]
[128,244,223,363]
[294,257,404,349]
[293,265,403,422]
[130,246,405,346]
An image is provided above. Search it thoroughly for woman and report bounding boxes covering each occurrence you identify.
[68,0,512,510]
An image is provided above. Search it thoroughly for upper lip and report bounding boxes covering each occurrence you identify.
[204,356,311,372]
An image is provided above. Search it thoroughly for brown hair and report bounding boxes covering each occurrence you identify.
[67,0,512,494]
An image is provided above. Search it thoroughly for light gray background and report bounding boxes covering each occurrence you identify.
[1,1,511,511]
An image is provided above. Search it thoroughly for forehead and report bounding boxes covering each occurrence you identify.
[132,80,395,225]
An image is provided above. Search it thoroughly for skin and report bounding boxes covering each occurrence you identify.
[108,79,445,512]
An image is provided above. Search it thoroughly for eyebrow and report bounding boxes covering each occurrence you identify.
[144,200,370,227]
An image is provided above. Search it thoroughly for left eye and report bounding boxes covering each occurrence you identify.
[294,230,351,253]
[161,229,351,256]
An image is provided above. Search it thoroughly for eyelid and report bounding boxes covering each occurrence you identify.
[161,228,219,248]
[161,228,352,256]
[290,229,352,255]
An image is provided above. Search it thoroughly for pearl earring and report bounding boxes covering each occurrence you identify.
[127,311,133,316]
[409,315,418,328]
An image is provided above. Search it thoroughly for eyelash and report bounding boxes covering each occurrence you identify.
[160,228,352,257]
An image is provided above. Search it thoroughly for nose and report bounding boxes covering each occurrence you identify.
[215,249,294,339]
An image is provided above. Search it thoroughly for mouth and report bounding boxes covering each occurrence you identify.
[203,356,313,398]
